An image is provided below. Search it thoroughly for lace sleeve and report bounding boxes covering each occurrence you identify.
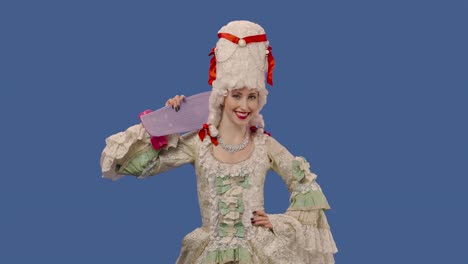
[100,124,197,181]
[267,136,338,259]
[267,136,330,211]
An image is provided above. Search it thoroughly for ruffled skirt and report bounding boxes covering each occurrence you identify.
[176,213,337,264]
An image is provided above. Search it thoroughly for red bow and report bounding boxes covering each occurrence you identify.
[198,124,219,145]
[266,46,275,86]
[150,135,168,150]
[208,48,217,86]
[249,126,271,136]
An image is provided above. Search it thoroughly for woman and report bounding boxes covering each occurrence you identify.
[101,20,337,264]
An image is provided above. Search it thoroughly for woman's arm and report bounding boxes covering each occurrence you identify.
[266,136,338,258]
[267,136,331,212]
[100,94,195,181]
[100,123,197,181]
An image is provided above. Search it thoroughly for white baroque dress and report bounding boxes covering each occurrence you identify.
[101,124,338,264]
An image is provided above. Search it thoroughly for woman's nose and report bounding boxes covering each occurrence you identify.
[239,98,248,109]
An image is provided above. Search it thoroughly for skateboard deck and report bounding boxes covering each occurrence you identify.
[140,91,211,136]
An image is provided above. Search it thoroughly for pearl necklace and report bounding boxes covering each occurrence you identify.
[217,131,249,153]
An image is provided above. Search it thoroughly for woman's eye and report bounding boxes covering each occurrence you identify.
[232,94,241,99]
[248,95,257,100]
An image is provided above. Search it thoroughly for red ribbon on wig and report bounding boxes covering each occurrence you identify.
[208,33,275,86]
[198,123,219,145]
[266,46,275,86]
[208,48,217,86]
[217,33,267,45]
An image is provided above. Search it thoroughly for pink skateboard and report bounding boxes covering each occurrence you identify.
[141,91,211,136]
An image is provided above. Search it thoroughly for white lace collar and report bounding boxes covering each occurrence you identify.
[199,131,268,178]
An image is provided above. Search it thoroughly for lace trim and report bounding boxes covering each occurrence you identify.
[291,181,322,197]
[101,124,150,180]
[303,253,335,264]
[254,214,337,263]
[302,225,338,254]
[201,134,266,176]
[101,125,180,181]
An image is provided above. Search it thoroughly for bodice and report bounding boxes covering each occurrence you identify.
[194,133,270,249]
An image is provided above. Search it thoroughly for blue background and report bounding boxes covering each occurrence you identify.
[1,0,467,263]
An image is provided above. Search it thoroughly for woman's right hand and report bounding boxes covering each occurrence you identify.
[165,95,186,112]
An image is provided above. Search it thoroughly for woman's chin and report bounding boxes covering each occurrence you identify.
[228,117,250,127]
[234,118,251,126]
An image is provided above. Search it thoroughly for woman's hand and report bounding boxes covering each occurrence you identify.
[251,210,273,230]
[165,95,186,112]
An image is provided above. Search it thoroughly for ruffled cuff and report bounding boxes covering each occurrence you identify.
[289,183,331,211]
[285,210,338,255]
[254,213,336,263]
[100,124,178,181]
[288,156,331,211]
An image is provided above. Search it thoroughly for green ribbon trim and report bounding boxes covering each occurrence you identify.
[238,176,250,188]
[117,147,160,176]
[292,159,306,182]
[218,201,229,215]
[215,175,250,194]
[218,223,228,237]
[203,246,252,264]
[218,197,244,216]
[289,189,331,210]
[215,177,231,194]
[218,221,245,238]
[234,222,245,238]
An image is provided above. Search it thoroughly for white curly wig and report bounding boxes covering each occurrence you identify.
[207,20,274,136]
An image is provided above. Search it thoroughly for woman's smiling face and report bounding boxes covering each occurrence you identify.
[222,87,260,127]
